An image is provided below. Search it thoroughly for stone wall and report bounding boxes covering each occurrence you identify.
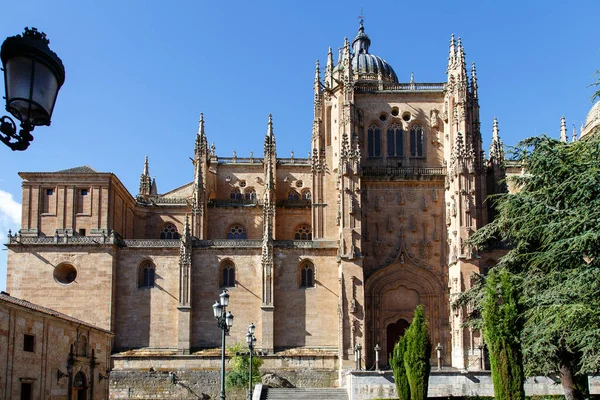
[346,370,600,399]
[109,368,339,400]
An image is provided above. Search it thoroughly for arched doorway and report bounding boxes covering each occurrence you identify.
[73,371,87,400]
[387,318,410,359]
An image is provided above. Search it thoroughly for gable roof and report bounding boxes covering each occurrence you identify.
[55,165,98,174]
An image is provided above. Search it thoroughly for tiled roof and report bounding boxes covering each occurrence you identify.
[55,165,98,174]
[0,293,113,335]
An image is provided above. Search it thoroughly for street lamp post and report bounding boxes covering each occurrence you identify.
[1,27,65,151]
[246,323,257,400]
[213,289,234,400]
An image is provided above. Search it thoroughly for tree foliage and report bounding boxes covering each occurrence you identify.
[482,268,525,400]
[225,342,264,391]
[390,336,410,400]
[468,134,600,399]
[403,305,431,400]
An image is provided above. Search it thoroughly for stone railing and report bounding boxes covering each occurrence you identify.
[208,198,262,207]
[6,233,337,250]
[6,232,118,245]
[137,196,189,205]
[120,239,180,248]
[276,199,312,208]
[194,239,263,248]
[354,82,445,92]
[361,166,446,179]
[218,157,263,164]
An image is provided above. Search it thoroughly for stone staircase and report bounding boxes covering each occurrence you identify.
[262,387,348,400]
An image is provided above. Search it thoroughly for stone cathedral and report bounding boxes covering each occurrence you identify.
[6,21,507,383]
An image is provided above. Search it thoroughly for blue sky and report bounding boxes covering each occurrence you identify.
[1,0,599,291]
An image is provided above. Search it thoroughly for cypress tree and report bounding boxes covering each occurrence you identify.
[482,269,525,400]
[403,305,431,400]
[389,335,410,400]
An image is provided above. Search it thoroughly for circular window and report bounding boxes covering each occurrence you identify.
[402,112,411,122]
[54,263,77,285]
[295,180,303,188]
[379,113,387,122]
[391,107,399,117]
[239,180,247,188]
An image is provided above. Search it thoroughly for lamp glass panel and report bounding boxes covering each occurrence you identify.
[213,302,223,318]
[225,312,233,327]
[246,332,252,345]
[219,290,229,306]
[248,323,255,335]
[31,61,59,124]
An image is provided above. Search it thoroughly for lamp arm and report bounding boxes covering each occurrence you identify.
[0,115,34,151]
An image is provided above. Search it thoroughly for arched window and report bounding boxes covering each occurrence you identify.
[300,261,315,288]
[387,124,404,157]
[230,188,242,200]
[410,125,424,157]
[301,189,312,201]
[245,188,257,201]
[368,125,381,158]
[138,261,156,288]
[295,224,312,240]
[160,223,179,239]
[220,261,235,288]
[227,224,247,239]
[288,190,300,201]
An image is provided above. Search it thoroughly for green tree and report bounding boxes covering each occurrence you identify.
[469,134,600,400]
[225,342,264,392]
[389,335,410,400]
[403,305,431,400]
[482,268,525,400]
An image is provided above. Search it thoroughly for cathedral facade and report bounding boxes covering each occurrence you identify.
[6,22,506,376]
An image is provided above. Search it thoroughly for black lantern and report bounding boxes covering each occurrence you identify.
[0,27,65,150]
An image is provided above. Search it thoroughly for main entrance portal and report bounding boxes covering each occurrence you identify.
[386,318,410,359]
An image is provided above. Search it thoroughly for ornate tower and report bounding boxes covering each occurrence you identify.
[445,35,488,368]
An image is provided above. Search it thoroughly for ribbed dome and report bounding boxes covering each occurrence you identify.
[581,100,600,138]
[351,21,398,83]
[584,100,600,128]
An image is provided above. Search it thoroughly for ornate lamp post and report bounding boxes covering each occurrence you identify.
[245,323,257,400]
[1,27,65,151]
[213,289,234,400]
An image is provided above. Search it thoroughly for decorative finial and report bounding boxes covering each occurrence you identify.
[492,117,499,140]
[572,124,577,142]
[560,116,567,142]
[143,155,149,175]
[291,149,295,159]
[410,72,415,84]
[358,9,364,30]
[198,113,205,135]
[210,142,216,156]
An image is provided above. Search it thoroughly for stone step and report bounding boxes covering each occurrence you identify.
[264,387,348,400]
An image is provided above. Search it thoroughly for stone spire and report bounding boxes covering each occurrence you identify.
[325,47,334,87]
[150,177,158,195]
[195,113,208,156]
[314,60,321,89]
[139,156,152,196]
[264,114,276,157]
[448,34,456,67]
[572,124,577,142]
[471,62,478,98]
[560,116,567,142]
[489,117,505,165]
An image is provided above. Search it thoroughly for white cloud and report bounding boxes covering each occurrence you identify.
[0,189,21,242]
